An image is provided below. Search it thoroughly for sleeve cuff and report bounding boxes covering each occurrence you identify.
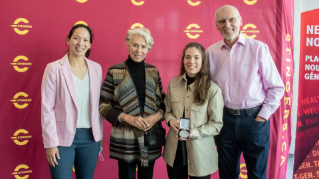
[190,128,200,139]
[165,115,175,126]
[107,108,123,126]
[258,105,272,120]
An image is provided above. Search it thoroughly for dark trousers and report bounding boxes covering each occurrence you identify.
[216,108,270,179]
[166,141,211,179]
[49,128,100,179]
[118,160,155,179]
[167,164,211,179]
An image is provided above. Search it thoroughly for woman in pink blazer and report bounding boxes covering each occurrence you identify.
[41,24,103,179]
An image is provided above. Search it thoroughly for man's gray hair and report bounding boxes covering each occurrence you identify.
[215,5,241,21]
[126,27,154,52]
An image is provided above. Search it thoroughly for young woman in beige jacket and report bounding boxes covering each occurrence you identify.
[163,42,224,179]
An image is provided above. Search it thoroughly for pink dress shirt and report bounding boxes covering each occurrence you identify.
[206,33,285,120]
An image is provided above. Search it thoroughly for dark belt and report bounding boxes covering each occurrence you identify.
[224,105,262,116]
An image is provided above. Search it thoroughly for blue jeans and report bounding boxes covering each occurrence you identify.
[49,128,100,179]
[216,107,270,179]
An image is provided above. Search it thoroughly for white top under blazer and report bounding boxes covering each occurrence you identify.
[73,70,91,128]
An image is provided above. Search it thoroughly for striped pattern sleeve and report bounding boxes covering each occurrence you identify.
[99,67,122,126]
[157,71,166,113]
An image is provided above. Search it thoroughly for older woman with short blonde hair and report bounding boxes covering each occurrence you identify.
[126,28,154,51]
[99,27,165,179]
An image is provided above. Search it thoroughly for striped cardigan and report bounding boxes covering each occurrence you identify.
[99,61,165,163]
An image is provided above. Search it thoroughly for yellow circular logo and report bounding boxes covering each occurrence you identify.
[184,24,203,39]
[11,129,31,145]
[11,164,32,179]
[239,163,248,178]
[244,0,257,5]
[286,34,291,42]
[76,0,88,3]
[74,21,88,26]
[131,23,144,29]
[241,24,260,39]
[11,18,32,35]
[11,56,31,72]
[187,0,201,6]
[131,0,144,6]
[10,92,32,109]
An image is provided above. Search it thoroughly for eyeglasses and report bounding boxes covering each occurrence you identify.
[217,16,241,25]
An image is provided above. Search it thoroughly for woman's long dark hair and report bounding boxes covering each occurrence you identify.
[67,24,93,58]
[179,42,211,105]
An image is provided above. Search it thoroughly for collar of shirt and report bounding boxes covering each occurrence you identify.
[177,73,196,92]
[220,32,246,50]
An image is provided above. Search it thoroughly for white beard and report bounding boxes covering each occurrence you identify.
[222,31,237,41]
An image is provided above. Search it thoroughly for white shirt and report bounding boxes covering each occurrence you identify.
[73,70,91,128]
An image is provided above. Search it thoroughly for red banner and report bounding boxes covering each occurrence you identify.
[294,1,319,178]
[0,0,293,178]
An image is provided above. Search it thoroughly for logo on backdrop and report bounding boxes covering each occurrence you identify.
[244,0,257,5]
[11,18,32,35]
[131,0,144,6]
[11,129,32,146]
[74,21,88,26]
[187,0,201,6]
[184,24,203,39]
[240,163,248,178]
[241,24,259,39]
[11,56,31,72]
[11,164,32,179]
[131,23,144,29]
[11,92,32,109]
[76,0,87,3]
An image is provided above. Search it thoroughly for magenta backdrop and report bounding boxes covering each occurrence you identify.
[0,0,293,178]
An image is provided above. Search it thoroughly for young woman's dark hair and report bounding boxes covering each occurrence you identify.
[67,24,93,58]
[179,42,211,105]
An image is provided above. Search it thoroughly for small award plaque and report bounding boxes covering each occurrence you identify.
[178,118,190,139]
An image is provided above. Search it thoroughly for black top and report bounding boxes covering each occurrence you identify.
[186,74,195,87]
[126,55,146,111]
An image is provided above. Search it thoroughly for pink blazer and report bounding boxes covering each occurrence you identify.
[41,54,104,148]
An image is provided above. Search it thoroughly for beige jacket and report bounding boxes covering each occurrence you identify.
[163,74,224,177]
